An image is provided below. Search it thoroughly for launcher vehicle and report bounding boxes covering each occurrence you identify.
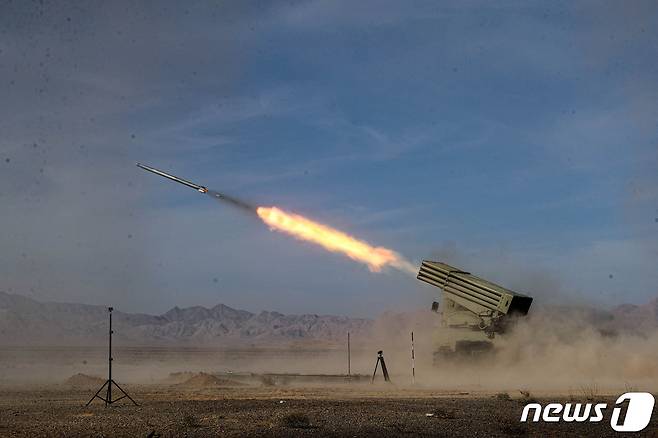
[417,260,533,358]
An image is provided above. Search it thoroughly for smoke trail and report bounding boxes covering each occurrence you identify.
[207,190,255,212]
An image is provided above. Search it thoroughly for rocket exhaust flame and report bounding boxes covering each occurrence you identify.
[256,206,416,275]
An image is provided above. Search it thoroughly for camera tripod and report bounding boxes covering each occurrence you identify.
[86,307,138,406]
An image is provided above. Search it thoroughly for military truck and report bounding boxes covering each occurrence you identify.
[417,260,533,358]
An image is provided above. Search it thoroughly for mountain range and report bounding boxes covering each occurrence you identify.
[1,291,656,346]
[0,291,372,346]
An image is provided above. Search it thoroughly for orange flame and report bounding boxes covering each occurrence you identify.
[256,206,415,274]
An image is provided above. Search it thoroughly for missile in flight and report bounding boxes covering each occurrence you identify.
[136,162,255,211]
[136,163,208,193]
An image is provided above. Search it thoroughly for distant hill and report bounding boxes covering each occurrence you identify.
[0,291,372,346]
[1,291,656,346]
[610,297,658,334]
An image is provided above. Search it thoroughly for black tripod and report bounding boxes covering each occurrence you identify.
[86,307,138,406]
[371,350,391,383]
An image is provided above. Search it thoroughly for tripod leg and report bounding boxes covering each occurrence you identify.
[111,380,139,406]
[371,357,380,383]
[381,357,390,382]
[85,380,108,407]
[105,379,112,406]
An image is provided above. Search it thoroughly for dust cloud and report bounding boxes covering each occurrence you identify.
[1,302,657,395]
[365,307,658,394]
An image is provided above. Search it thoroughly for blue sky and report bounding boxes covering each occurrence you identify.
[1,1,656,316]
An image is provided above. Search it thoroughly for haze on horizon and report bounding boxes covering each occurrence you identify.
[1,1,656,317]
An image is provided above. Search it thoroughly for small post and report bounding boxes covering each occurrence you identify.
[411,331,416,385]
[347,332,351,377]
[107,307,113,405]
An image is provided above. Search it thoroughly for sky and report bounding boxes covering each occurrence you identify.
[1,0,657,317]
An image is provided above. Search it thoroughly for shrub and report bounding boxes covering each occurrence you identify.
[181,414,201,428]
[260,375,276,387]
[280,412,311,429]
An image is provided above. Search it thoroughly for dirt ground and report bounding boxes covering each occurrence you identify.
[1,385,657,437]
[2,347,657,436]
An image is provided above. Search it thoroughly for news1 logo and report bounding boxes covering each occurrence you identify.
[520,392,655,432]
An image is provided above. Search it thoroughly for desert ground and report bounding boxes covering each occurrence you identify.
[5,385,654,437]
[1,347,657,437]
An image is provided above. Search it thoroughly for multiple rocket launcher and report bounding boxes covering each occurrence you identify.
[417,260,533,352]
[417,260,533,318]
